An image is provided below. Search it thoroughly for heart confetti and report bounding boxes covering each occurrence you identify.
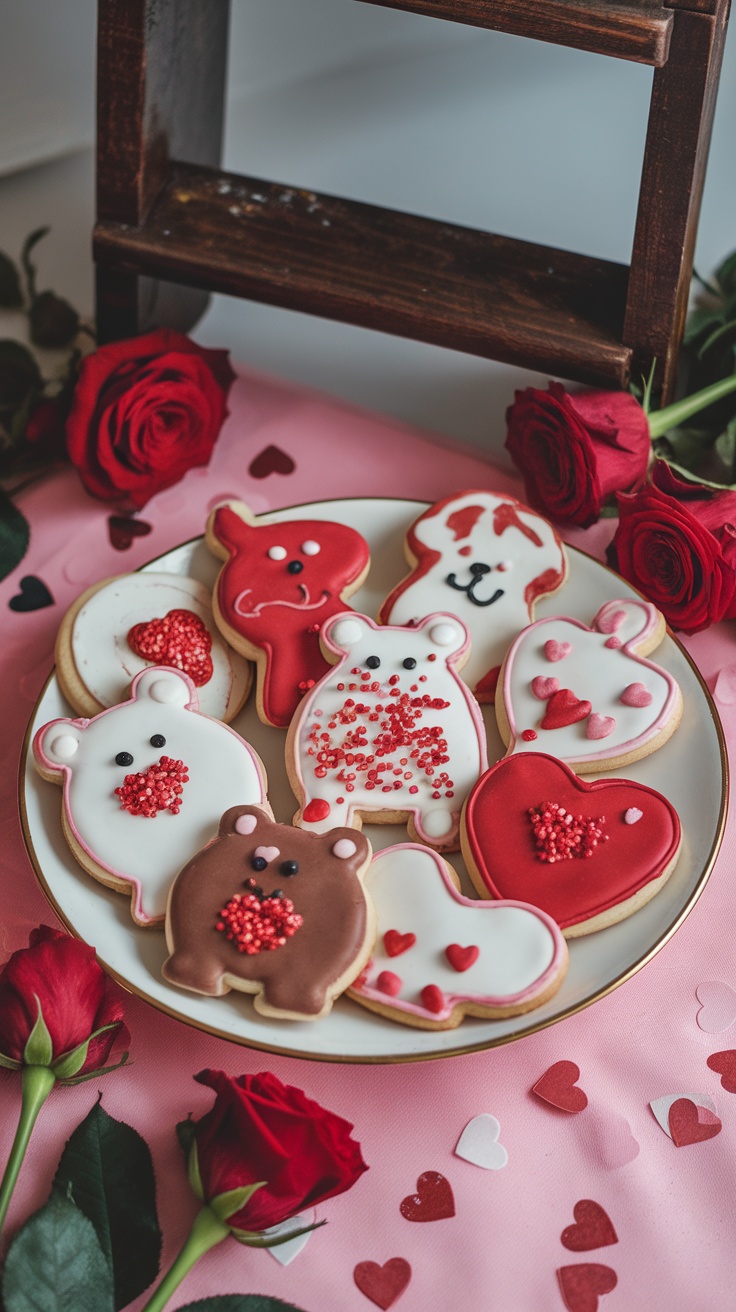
[248,444,296,479]
[580,1109,639,1169]
[354,1258,412,1309]
[561,1201,618,1252]
[455,1114,508,1170]
[9,575,54,612]
[532,1061,588,1113]
[707,1050,736,1093]
[650,1092,718,1142]
[108,515,153,550]
[714,663,736,705]
[557,1263,617,1312]
[265,1210,316,1266]
[696,981,736,1033]
[668,1098,722,1147]
[400,1171,455,1222]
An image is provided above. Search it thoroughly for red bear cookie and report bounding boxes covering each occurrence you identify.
[206,502,371,727]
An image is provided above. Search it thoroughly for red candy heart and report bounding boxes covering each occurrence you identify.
[445,943,479,972]
[127,609,214,686]
[541,688,592,730]
[400,1171,455,1222]
[384,929,416,957]
[354,1258,412,1309]
[248,444,296,479]
[420,984,446,1014]
[557,1263,617,1312]
[464,754,681,931]
[532,1060,588,1113]
[707,1050,736,1093]
[561,1201,618,1252]
[668,1097,722,1146]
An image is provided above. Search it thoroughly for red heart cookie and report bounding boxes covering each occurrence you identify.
[354,1258,412,1309]
[463,754,681,933]
[561,1200,618,1252]
[400,1171,455,1222]
[707,1050,736,1093]
[532,1060,588,1113]
[557,1263,617,1312]
[668,1097,722,1146]
[128,609,214,686]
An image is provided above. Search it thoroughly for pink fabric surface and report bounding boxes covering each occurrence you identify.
[1,365,735,1311]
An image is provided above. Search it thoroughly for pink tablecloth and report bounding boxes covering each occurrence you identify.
[1,366,735,1312]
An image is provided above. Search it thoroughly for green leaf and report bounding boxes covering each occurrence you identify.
[0,1051,22,1070]
[2,1190,114,1312]
[51,1023,118,1081]
[0,490,30,583]
[0,251,23,308]
[23,997,53,1066]
[652,426,713,472]
[187,1137,204,1202]
[53,1101,161,1311]
[715,419,736,470]
[684,305,726,347]
[209,1181,265,1226]
[176,1298,308,1311]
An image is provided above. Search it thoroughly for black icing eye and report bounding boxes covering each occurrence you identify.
[280,860,299,877]
[402,657,417,670]
[366,655,381,669]
[115,751,134,767]
[252,855,268,872]
[150,734,166,748]
[287,560,304,574]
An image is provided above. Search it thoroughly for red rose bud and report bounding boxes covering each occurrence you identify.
[505,382,651,528]
[66,329,236,510]
[191,1069,368,1234]
[609,461,736,633]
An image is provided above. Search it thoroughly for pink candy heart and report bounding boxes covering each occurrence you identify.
[620,682,653,708]
[696,981,736,1034]
[597,608,626,634]
[586,713,616,740]
[544,639,572,662]
[531,675,560,701]
[254,845,280,863]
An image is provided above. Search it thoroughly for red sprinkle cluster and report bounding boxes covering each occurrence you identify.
[127,609,214,686]
[305,665,455,801]
[528,800,607,862]
[115,756,189,817]
[216,892,303,953]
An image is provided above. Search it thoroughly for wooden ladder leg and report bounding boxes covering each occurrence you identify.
[623,0,730,403]
[95,0,230,342]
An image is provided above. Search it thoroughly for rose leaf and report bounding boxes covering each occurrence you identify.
[53,1101,161,1311]
[1,1190,114,1312]
[0,491,30,583]
[715,249,736,299]
[715,419,736,471]
[0,250,23,308]
[176,1298,308,1311]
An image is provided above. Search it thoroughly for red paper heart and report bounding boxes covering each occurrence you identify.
[541,688,592,730]
[248,444,295,479]
[668,1097,722,1146]
[400,1171,455,1222]
[532,1060,588,1113]
[108,515,153,550]
[127,609,214,686]
[557,1263,617,1312]
[464,754,681,930]
[384,929,416,958]
[354,1258,412,1309]
[707,1050,736,1093]
[445,943,479,972]
[561,1200,618,1252]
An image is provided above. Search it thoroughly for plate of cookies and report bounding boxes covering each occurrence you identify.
[20,494,727,1062]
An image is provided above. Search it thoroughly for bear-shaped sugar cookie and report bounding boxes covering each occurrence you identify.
[206,501,371,727]
[33,667,268,927]
[163,805,374,1021]
[287,612,488,851]
[379,491,567,701]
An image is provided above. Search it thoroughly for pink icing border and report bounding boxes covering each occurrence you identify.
[351,843,566,1021]
[502,600,680,764]
[33,666,267,924]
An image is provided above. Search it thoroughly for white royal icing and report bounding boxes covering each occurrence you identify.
[502,599,679,766]
[34,667,266,924]
[351,844,564,1021]
[69,573,251,721]
[380,491,566,696]
[292,612,487,848]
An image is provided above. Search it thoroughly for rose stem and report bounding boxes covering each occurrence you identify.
[647,371,736,440]
[140,1205,229,1312]
[0,1065,56,1241]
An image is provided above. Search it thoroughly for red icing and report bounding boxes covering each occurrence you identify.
[211,505,370,726]
[521,729,538,742]
[376,970,402,997]
[384,929,416,957]
[524,566,564,609]
[445,943,479,972]
[215,892,302,953]
[464,754,681,929]
[445,504,484,540]
[115,756,189,817]
[475,665,500,700]
[127,609,214,686]
[541,688,592,730]
[493,502,543,546]
[528,801,607,862]
[420,984,445,1014]
[303,798,331,823]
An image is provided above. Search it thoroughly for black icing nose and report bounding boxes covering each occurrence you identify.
[287,560,303,574]
[469,562,491,576]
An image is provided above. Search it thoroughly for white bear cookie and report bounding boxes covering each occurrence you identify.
[286,612,488,851]
[379,490,567,701]
[33,666,268,926]
[496,598,683,772]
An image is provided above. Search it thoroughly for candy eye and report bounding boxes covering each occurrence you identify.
[402,657,417,670]
[150,734,166,748]
[281,860,299,876]
[287,560,303,574]
[268,545,287,561]
[366,655,381,669]
[115,751,134,767]
[301,540,320,556]
[252,855,268,872]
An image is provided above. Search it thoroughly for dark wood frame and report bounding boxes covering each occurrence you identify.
[94,0,731,400]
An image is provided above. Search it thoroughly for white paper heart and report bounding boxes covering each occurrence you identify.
[649,1093,717,1140]
[264,1210,316,1265]
[455,1113,508,1170]
[696,980,736,1033]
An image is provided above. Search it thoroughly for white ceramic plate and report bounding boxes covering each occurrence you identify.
[20,498,727,1063]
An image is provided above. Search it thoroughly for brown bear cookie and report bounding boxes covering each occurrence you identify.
[163,805,375,1021]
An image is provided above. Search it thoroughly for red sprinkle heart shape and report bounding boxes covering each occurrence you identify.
[114,756,189,817]
[445,943,479,972]
[400,1171,455,1222]
[541,688,592,730]
[668,1097,722,1146]
[557,1263,618,1312]
[532,1061,588,1113]
[248,444,296,479]
[127,609,214,686]
[464,754,681,931]
[561,1201,618,1252]
[707,1050,736,1093]
[354,1258,412,1309]
[384,929,416,958]
[108,515,152,550]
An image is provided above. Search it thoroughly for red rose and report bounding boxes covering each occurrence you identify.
[505,382,651,527]
[0,925,128,1079]
[66,329,236,509]
[191,1069,368,1232]
[609,461,736,633]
